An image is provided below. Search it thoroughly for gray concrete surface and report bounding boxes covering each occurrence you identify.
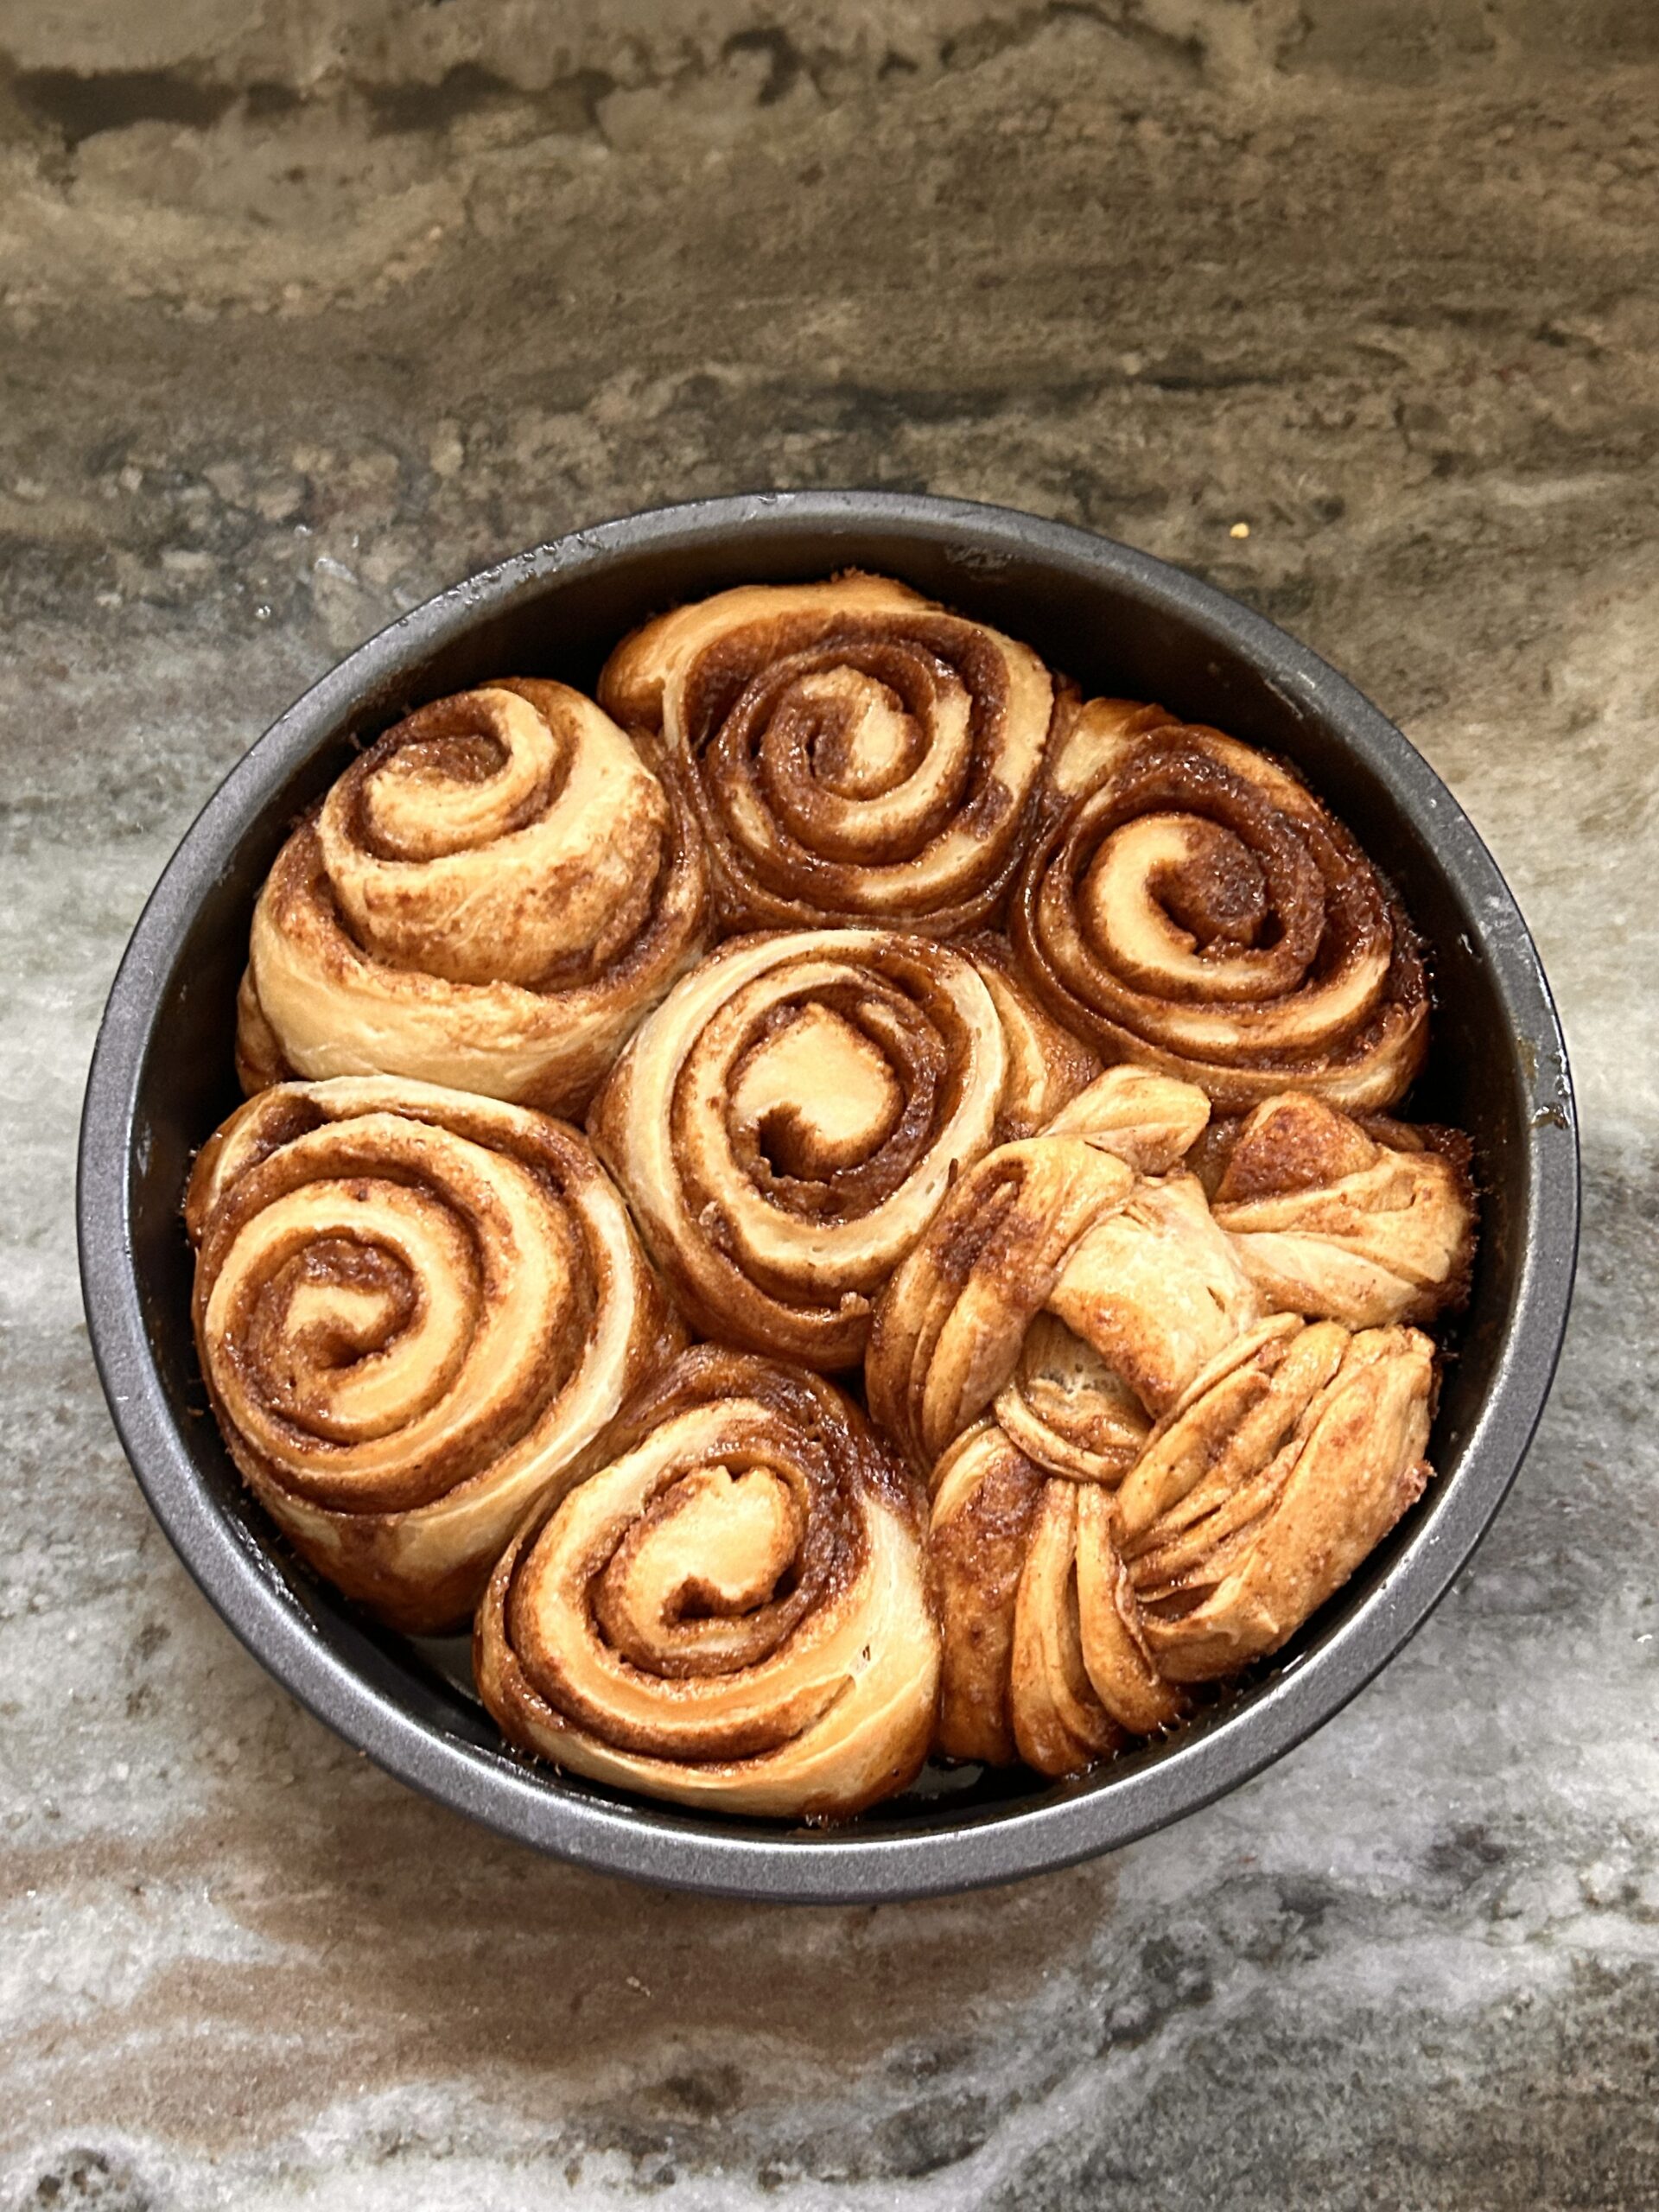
[2,2,1656,2205]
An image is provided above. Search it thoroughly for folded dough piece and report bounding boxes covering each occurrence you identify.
[926,1313,1436,1775]
[868,1121,1260,1484]
[928,1421,1184,1772]
[1116,1314,1436,1681]
[1039,1062,1212,1173]
[1207,1092,1477,1326]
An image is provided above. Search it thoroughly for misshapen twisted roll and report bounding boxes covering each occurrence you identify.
[928,1314,1436,1774]
[868,1071,1260,1484]
[1205,1092,1477,1327]
[238,680,708,1116]
[599,574,1056,935]
[588,928,1015,1370]
[474,1346,939,1820]
[187,1077,683,1632]
[1114,1313,1435,1681]
[1012,700,1429,1111]
[928,1423,1181,1770]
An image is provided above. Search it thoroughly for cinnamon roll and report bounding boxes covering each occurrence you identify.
[186,1077,683,1632]
[1207,1092,1477,1326]
[929,1422,1182,1772]
[1114,1314,1436,1681]
[599,573,1056,935]
[237,680,708,1116]
[474,1346,939,1820]
[1011,698,1429,1111]
[587,929,1012,1369]
[926,1314,1435,1773]
[868,1128,1260,1484]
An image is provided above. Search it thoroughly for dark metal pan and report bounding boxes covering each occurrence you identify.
[76,493,1579,1902]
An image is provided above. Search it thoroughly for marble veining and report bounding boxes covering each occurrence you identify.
[1,1,1656,2203]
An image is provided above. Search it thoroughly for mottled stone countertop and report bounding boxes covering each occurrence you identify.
[3,2,1656,2205]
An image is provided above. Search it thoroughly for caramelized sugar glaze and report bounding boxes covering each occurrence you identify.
[186,570,1477,1813]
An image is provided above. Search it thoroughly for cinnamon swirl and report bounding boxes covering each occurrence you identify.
[186,1077,683,1632]
[599,573,1056,935]
[237,680,708,1116]
[587,928,1012,1369]
[1012,699,1429,1110]
[474,1346,939,1820]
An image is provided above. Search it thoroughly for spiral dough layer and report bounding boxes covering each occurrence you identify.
[599,573,1056,935]
[1012,699,1429,1111]
[238,680,708,1116]
[187,1077,683,1632]
[474,1346,940,1820]
[959,933,1101,1141]
[588,928,1013,1370]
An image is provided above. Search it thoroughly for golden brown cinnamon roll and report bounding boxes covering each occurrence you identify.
[868,1128,1261,1484]
[474,1346,939,1820]
[599,574,1055,935]
[587,928,1013,1369]
[929,1422,1183,1772]
[186,1077,683,1632]
[1115,1314,1435,1681]
[925,1314,1435,1773]
[1207,1093,1478,1325]
[1011,699,1429,1111]
[237,680,708,1116]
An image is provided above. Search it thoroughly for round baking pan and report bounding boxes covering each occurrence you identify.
[77,493,1579,1902]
